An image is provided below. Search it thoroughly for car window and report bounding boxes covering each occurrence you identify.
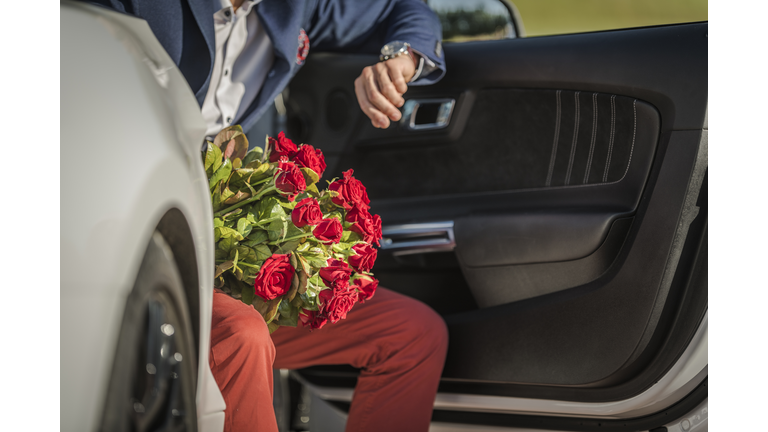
[508,0,706,37]
[427,0,707,41]
[427,0,519,42]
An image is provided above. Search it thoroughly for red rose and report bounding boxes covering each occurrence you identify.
[299,309,328,330]
[291,197,323,228]
[353,276,378,303]
[268,131,298,162]
[253,254,295,301]
[345,204,371,224]
[349,212,383,246]
[371,214,382,245]
[319,284,358,323]
[294,144,326,178]
[329,169,370,210]
[348,243,377,273]
[319,258,353,287]
[275,158,306,201]
[312,218,343,244]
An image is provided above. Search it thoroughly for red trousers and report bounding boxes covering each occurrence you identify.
[209,287,449,432]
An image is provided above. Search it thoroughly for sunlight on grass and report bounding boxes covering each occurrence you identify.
[512,0,707,37]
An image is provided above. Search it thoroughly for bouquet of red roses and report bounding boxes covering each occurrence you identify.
[205,126,381,332]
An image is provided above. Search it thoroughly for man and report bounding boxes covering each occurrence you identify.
[86,0,448,430]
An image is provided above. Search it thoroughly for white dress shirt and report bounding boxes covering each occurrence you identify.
[201,0,274,137]
[201,0,438,137]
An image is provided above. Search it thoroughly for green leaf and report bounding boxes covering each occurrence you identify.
[221,208,243,221]
[252,244,272,261]
[232,249,239,269]
[220,187,235,203]
[341,230,362,243]
[214,125,249,162]
[217,236,238,255]
[228,168,255,188]
[213,218,224,228]
[297,255,309,295]
[249,162,272,181]
[235,246,259,264]
[233,265,244,280]
[290,295,305,309]
[214,248,228,261]
[237,218,252,237]
[209,158,232,190]
[241,283,255,305]
[306,183,320,197]
[242,229,269,247]
[265,299,281,324]
[211,184,222,212]
[300,167,320,186]
[224,189,251,205]
[299,247,331,269]
[307,273,327,292]
[267,218,288,242]
[275,240,300,255]
[251,295,269,315]
[277,300,299,327]
[214,260,234,278]
[300,290,320,311]
[258,197,285,220]
[215,226,244,241]
[243,147,264,167]
[204,142,221,175]
[267,321,280,334]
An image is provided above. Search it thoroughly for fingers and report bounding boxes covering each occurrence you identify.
[375,62,405,108]
[354,58,415,129]
[386,56,411,94]
[354,74,390,129]
[364,66,401,122]
[354,66,401,128]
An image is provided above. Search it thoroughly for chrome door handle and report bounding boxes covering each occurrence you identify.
[379,221,455,256]
[400,98,455,131]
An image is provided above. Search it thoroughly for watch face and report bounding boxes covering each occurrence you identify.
[382,42,409,57]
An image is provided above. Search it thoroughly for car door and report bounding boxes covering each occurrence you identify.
[278,8,707,432]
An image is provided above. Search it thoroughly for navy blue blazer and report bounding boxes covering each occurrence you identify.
[85,0,445,132]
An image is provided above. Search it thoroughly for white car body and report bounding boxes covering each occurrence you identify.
[60,2,707,432]
[61,2,225,431]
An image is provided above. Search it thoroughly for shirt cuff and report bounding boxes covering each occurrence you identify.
[409,47,438,83]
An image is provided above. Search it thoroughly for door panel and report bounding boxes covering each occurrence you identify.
[286,22,707,404]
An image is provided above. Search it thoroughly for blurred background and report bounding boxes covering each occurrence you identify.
[428,0,708,40]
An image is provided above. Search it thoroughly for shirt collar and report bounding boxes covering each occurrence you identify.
[215,0,260,13]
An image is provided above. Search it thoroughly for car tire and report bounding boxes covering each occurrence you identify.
[101,232,198,432]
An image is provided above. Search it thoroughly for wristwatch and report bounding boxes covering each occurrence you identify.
[380,41,414,63]
[380,41,424,81]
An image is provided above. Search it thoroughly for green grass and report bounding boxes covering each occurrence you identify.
[511,0,707,37]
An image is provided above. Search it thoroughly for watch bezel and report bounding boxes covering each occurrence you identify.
[380,41,411,62]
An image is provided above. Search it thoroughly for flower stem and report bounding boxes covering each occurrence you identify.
[216,260,261,268]
[269,232,313,245]
[215,185,277,217]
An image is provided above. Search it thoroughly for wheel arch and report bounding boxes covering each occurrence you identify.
[156,208,202,361]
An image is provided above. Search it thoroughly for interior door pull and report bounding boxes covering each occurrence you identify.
[379,221,455,255]
[401,98,455,131]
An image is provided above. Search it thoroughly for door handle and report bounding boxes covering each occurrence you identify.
[400,98,455,131]
[379,221,455,256]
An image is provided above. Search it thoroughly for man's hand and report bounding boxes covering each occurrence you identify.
[354,55,416,129]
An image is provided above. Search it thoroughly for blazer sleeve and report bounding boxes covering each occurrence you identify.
[306,0,445,85]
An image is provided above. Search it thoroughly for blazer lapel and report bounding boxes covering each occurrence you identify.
[185,0,216,105]
[237,0,303,131]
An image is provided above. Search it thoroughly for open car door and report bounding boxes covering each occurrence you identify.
[281,18,707,432]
